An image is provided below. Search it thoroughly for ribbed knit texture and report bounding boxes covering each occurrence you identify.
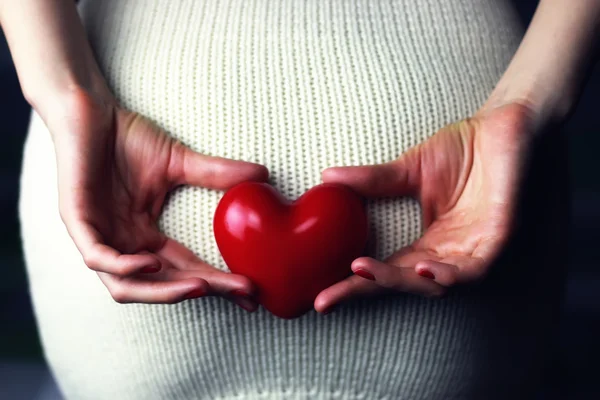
[19,1,535,399]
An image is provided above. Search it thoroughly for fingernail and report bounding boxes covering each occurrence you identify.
[354,268,375,281]
[418,269,435,280]
[140,266,161,274]
[183,288,205,300]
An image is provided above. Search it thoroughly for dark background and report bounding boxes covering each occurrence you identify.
[1,1,598,399]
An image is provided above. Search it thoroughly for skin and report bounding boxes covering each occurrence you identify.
[316,102,534,309]
[50,89,268,310]
[0,0,599,313]
[315,0,600,312]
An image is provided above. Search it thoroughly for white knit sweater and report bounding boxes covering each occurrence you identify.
[19,1,532,399]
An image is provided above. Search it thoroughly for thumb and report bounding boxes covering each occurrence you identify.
[321,149,421,198]
[171,144,269,190]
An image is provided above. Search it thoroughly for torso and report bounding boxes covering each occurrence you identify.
[19,1,567,399]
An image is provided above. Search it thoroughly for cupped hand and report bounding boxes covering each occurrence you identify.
[315,102,537,312]
[48,88,268,310]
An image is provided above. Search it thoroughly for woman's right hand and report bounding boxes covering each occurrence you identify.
[46,87,268,311]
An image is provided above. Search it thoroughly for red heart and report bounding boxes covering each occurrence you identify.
[214,182,369,319]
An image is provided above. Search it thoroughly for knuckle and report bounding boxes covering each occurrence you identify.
[167,140,187,184]
[200,167,219,188]
[83,253,100,270]
[58,204,69,225]
[111,263,132,276]
[109,286,130,304]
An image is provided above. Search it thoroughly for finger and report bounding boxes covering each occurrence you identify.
[314,274,383,313]
[352,257,445,297]
[321,154,420,198]
[102,250,258,311]
[221,290,260,313]
[415,260,460,287]
[98,272,210,304]
[170,266,260,312]
[169,144,269,190]
[66,218,161,276]
[156,238,258,299]
[415,236,503,286]
[429,255,488,284]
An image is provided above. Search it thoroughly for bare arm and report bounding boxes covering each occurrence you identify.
[0,0,110,121]
[317,0,600,307]
[0,0,267,308]
[485,0,600,128]
[2,0,598,131]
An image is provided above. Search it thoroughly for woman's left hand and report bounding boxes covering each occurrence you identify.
[314,102,538,313]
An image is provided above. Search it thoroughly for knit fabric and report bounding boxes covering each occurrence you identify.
[18,1,557,399]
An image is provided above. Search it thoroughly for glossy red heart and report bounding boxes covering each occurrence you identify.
[214,182,369,319]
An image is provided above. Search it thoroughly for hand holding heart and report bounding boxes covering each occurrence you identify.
[51,88,267,310]
[56,89,533,316]
[214,182,369,319]
[314,102,535,313]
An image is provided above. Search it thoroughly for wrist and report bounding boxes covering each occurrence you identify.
[34,80,117,149]
[0,0,116,120]
[29,69,115,127]
[478,0,600,134]
[481,76,574,134]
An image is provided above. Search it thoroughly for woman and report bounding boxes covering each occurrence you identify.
[1,0,597,398]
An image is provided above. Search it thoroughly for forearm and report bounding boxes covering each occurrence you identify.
[485,0,600,127]
[0,0,110,118]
